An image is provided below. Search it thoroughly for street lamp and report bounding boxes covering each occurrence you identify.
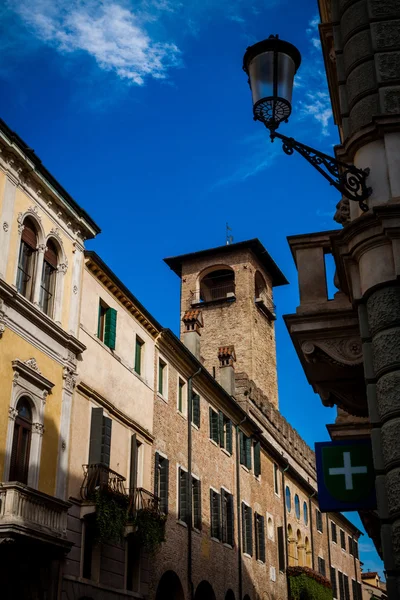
[243,35,372,211]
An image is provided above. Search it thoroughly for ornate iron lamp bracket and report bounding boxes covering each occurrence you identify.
[271,131,372,212]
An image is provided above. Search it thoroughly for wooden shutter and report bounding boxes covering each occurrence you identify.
[179,468,187,522]
[351,580,357,600]
[44,241,58,268]
[340,529,345,549]
[221,491,227,543]
[277,526,285,571]
[246,506,253,556]
[160,457,169,514]
[254,441,261,477]
[241,502,246,552]
[88,408,103,464]
[331,567,337,599]
[101,416,112,467]
[258,515,265,562]
[104,308,117,350]
[21,220,37,249]
[135,338,142,374]
[227,493,234,546]
[338,571,344,600]
[210,490,220,539]
[210,409,219,443]
[239,431,245,465]
[245,436,252,470]
[192,394,200,427]
[154,451,160,496]
[130,434,138,493]
[218,411,224,447]
[226,420,232,454]
[343,575,350,600]
[331,522,337,543]
[353,540,359,559]
[158,361,163,395]
[193,478,201,530]
[348,536,353,555]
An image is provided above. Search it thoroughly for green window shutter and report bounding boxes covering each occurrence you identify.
[88,407,103,464]
[239,431,245,465]
[135,338,143,374]
[260,515,265,562]
[209,407,213,438]
[241,502,246,552]
[331,568,337,599]
[338,572,344,600]
[246,506,253,556]
[277,526,285,571]
[216,492,221,540]
[192,394,200,427]
[227,493,234,546]
[245,436,252,470]
[254,441,261,477]
[218,411,224,447]
[210,490,221,539]
[129,434,138,493]
[101,416,112,467]
[255,512,259,560]
[160,457,169,514]
[154,452,160,497]
[104,308,117,350]
[210,409,219,443]
[353,540,358,559]
[255,514,265,562]
[221,490,227,543]
[179,468,187,522]
[344,575,350,600]
[225,420,232,454]
[193,478,201,530]
[97,301,102,338]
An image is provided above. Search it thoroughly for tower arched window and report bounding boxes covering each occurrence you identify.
[16,218,37,300]
[254,271,267,300]
[285,485,291,512]
[40,240,58,316]
[199,268,235,303]
[9,397,32,484]
[294,494,300,519]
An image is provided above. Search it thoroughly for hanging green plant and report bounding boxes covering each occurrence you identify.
[288,567,333,600]
[133,508,167,554]
[94,489,129,543]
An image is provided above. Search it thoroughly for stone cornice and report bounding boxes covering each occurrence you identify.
[12,359,54,393]
[0,278,86,356]
[335,115,400,163]
[77,381,154,443]
[0,133,99,241]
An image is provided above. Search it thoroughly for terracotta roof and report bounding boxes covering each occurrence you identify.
[182,309,203,324]
[361,572,379,579]
[218,346,236,359]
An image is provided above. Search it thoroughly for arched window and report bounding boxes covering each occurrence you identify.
[285,486,291,512]
[294,494,300,519]
[255,271,267,300]
[9,397,32,484]
[305,536,312,567]
[16,218,37,300]
[40,239,58,316]
[199,268,235,303]
[303,501,308,525]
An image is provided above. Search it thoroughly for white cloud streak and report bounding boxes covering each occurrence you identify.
[7,0,181,85]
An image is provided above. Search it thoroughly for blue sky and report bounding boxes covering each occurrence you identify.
[1,0,383,578]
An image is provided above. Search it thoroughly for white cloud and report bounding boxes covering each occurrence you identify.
[7,1,181,85]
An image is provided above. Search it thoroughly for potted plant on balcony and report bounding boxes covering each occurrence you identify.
[95,488,129,543]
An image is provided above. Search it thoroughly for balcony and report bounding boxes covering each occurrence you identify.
[128,487,160,517]
[80,464,126,502]
[0,482,71,549]
[283,230,368,418]
[190,283,236,306]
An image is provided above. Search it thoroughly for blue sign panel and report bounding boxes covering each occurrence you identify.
[315,440,377,512]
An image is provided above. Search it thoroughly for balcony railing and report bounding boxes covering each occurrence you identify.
[128,487,160,517]
[190,284,236,305]
[0,482,71,548]
[80,464,127,501]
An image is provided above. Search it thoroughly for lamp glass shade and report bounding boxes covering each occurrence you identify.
[243,37,301,130]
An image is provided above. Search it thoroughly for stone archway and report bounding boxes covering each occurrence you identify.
[194,580,217,600]
[225,590,235,600]
[156,570,185,600]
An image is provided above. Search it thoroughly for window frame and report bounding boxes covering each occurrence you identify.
[241,501,253,557]
[177,378,187,416]
[210,487,221,541]
[294,493,300,519]
[331,521,337,544]
[303,501,308,525]
[134,335,145,376]
[255,512,266,563]
[340,529,346,551]
[221,487,234,547]
[316,509,323,533]
[158,357,168,398]
[285,485,291,513]
[9,397,32,484]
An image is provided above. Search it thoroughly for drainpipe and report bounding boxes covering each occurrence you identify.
[326,513,332,580]
[281,461,290,599]
[308,492,316,571]
[236,416,247,600]
[187,367,201,600]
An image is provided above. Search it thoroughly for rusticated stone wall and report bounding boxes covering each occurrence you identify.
[331,0,400,139]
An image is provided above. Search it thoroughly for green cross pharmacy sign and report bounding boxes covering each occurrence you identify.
[315,441,377,512]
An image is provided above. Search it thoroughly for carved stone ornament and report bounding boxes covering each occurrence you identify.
[24,358,41,373]
[8,406,18,421]
[334,197,350,226]
[50,227,62,241]
[3,222,9,232]
[42,390,48,404]
[27,205,41,221]
[17,213,24,235]
[302,338,363,366]
[73,285,78,295]
[63,366,77,391]
[58,260,68,274]
[38,243,47,253]
[32,422,44,436]
[0,323,5,339]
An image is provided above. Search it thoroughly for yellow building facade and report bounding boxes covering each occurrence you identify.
[0,119,99,598]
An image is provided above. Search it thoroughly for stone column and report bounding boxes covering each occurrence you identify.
[32,243,46,306]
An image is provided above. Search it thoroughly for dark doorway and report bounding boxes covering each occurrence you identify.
[156,570,185,600]
[194,580,217,600]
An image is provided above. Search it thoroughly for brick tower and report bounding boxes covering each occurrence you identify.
[164,239,287,409]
